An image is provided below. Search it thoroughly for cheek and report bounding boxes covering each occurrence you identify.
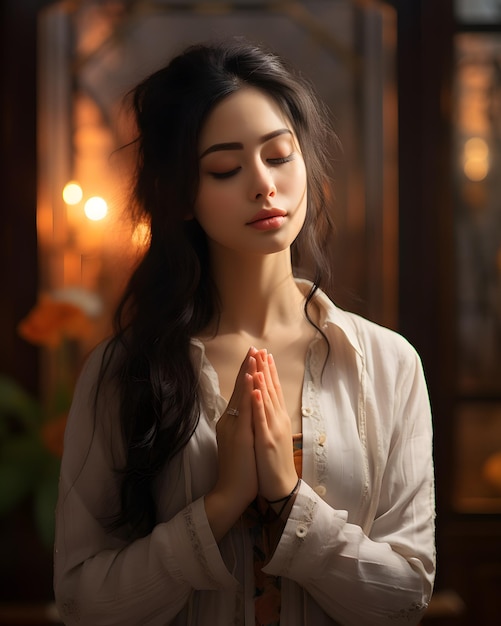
[194,183,218,219]
[287,157,307,191]
[292,164,308,207]
[193,184,233,234]
[299,161,308,189]
[294,169,308,231]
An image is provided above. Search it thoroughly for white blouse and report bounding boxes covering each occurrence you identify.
[54,284,435,625]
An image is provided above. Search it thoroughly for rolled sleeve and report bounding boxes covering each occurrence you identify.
[167,497,239,590]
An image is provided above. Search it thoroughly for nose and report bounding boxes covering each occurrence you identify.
[251,163,276,201]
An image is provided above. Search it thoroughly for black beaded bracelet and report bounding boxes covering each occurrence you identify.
[266,478,301,505]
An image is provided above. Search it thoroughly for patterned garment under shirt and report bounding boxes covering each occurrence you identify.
[243,434,303,626]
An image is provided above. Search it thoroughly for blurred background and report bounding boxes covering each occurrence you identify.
[0,0,500,624]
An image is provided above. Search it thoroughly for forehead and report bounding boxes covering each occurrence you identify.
[199,87,294,148]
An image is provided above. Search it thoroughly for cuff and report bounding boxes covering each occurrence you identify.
[161,496,239,590]
[262,481,348,581]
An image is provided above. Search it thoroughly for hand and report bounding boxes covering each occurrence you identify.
[251,350,298,502]
[205,347,259,541]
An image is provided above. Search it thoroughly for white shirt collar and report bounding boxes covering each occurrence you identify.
[294,279,364,359]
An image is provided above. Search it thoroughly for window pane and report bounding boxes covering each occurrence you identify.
[455,0,501,23]
[454,33,501,393]
[454,403,501,512]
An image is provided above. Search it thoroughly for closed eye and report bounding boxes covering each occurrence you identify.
[268,154,295,165]
[210,167,241,179]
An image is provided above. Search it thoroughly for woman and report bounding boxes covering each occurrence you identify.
[54,39,435,625]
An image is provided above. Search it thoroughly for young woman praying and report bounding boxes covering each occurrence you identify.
[54,39,435,626]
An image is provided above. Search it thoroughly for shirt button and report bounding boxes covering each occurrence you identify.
[314,485,327,497]
[318,433,326,446]
[302,406,313,417]
[296,523,308,538]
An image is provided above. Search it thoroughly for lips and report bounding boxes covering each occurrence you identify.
[246,208,287,225]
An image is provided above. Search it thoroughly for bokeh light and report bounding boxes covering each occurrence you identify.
[62,181,83,205]
[84,196,108,221]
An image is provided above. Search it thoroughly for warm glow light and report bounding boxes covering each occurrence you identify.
[62,181,83,205]
[464,158,489,182]
[464,137,488,160]
[463,137,489,181]
[84,196,108,221]
[131,221,151,247]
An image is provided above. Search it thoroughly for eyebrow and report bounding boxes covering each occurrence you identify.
[200,128,293,159]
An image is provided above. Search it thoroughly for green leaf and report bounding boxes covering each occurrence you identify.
[0,434,47,516]
[1,435,46,467]
[51,382,73,419]
[0,375,41,432]
[0,463,35,514]
[33,458,61,549]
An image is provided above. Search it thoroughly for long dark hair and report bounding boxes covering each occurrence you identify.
[99,39,337,537]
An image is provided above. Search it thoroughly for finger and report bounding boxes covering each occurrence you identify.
[241,372,255,423]
[238,347,258,383]
[255,350,281,411]
[267,353,286,409]
[252,371,275,427]
[248,354,257,376]
[255,349,269,376]
[227,347,258,412]
[251,386,268,436]
[255,349,274,392]
[219,373,255,442]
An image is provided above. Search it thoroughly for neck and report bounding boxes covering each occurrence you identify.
[206,248,306,340]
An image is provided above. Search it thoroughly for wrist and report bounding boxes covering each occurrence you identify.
[266,478,300,520]
[205,486,253,542]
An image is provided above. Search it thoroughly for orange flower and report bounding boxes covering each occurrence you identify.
[18,296,93,348]
[41,412,68,458]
